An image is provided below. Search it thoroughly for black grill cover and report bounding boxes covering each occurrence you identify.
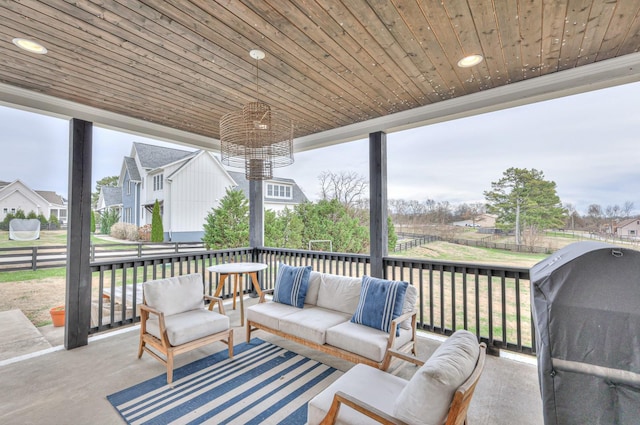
[530,241,640,425]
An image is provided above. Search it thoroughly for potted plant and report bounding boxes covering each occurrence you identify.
[49,305,65,327]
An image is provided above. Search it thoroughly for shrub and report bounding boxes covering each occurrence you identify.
[110,222,139,241]
[138,224,152,242]
[26,210,38,219]
[99,209,119,235]
[48,215,60,230]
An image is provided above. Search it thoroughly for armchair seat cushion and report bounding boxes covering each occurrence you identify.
[146,309,230,346]
[307,364,407,425]
[325,321,413,363]
[278,307,352,345]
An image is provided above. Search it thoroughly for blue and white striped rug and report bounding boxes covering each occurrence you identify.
[107,338,342,424]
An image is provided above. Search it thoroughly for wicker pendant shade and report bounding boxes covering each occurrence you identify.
[219,50,294,180]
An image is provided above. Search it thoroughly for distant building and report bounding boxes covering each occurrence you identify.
[0,179,67,224]
[452,213,497,229]
[615,218,640,238]
[101,143,308,242]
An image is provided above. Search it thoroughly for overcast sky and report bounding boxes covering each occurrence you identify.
[1,80,639,216]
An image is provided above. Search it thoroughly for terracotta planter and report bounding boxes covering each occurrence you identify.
[50,306,65,327]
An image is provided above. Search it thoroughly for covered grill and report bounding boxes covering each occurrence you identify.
[530,241,640,424]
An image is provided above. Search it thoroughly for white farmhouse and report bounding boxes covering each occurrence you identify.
[0,179,67,225]
[112,142,307,242]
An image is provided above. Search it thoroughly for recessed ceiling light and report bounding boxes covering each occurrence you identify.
[12,38,48,54]
[457,54,483,68]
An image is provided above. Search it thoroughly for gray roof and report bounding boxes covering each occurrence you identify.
[100,186,122,207]
[226,171,308,204]
[133,142,194,169]
[34,190,66,205]
[123,157,141,181]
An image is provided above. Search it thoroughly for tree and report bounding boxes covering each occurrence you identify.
[99,209,119,235]
[151,199,164,242]
[296,199,369,253]
[202,189,249,250]
[92,176,118,207]
[318,171,368,210]
[264,208,304,249]
[90,210,96,233]
[484,168,565,247]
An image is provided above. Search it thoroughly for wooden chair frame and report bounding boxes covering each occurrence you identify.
[138,294,233,384]
[320,342,488,425]
[246,289,418,371]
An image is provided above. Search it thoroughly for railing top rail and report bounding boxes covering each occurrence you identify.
[89,247,253,268]
[385,255,530,275]
[257,246,370,260]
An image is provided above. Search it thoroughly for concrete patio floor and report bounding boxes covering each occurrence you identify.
[0,298,543,424]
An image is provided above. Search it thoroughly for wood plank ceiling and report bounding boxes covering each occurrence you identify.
[1,1,640,147]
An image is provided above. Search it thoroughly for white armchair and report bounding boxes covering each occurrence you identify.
[137,273,233,383]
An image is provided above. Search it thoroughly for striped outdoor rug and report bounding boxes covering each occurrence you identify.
[107,338,342,424]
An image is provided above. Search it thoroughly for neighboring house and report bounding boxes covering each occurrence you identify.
[0,179,67,224]
[114,143,308,242]
[95,186,122,217]
[226,171,308,212]
[615,218,640,239]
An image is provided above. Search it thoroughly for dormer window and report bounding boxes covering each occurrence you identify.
[266,183,292,199]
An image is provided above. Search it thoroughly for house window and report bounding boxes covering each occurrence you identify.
[11,208,16,213]
[266,183,292,200]
[127,181,131,195]
[631,230,636,236]
[3,208,6,214]
[153,174,163,191]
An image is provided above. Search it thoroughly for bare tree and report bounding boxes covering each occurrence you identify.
[318,171,368,210]
[622,201,635,218]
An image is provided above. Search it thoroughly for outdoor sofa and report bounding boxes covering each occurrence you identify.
[246,264,418,370]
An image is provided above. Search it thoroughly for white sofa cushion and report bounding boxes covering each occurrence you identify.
[146,309,229,346]
[326,321,413,363]
[401,284,418,330]
[393,330,480,425]
[246,301,301,331]
[278,307,352,345]
[143,274,204,316]
[304,271,322,305]
[316,274,362,315]
[308,364,407,425]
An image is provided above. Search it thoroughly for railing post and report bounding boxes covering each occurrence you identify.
[138,243,142,257]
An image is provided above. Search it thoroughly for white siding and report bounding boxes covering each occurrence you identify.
[166,153,235,234]
[0,181,51,220]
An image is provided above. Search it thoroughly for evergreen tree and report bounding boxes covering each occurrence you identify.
[99,209,118,234]
[151,200,164,242]
[484,167,565,246]
[202,189,249,249]
[90,210,96,233]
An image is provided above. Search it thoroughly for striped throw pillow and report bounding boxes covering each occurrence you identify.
[273,263,312,308]
[351,276,408,335]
